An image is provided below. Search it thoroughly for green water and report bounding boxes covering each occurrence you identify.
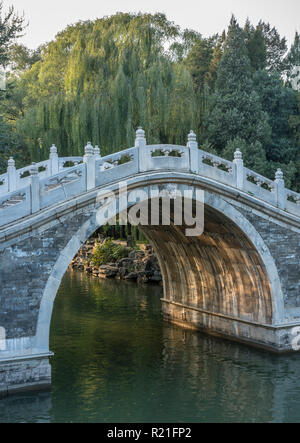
[1,270,300,423]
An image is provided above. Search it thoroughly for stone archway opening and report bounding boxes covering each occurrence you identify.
[51,195,274,355]
[36,189,280,356]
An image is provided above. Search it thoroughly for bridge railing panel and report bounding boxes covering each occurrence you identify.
[16,160,51,189]
[146,145,190,172]
[199,151,236,187]
[0,173,8,195]
[95,147,139,187]
[286,190,300,216]
[243,168,277,205]
[58,157,83,170]
[39,163,86,210]
[1,130,300,226]
[0,185,31,227]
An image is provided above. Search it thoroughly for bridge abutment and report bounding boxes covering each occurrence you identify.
[161,301,296,352]
[0,355,51,397]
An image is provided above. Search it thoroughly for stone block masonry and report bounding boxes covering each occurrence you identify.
[0,356,51,397]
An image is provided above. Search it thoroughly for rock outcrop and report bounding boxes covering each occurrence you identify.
[70,239,162,284]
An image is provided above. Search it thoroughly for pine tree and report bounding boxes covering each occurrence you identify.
[206,31,226,90]
[204,16,271,175]
[257,21,287,73]
[244,20,267,71]
[285,32,300,90]
[185,37,215,91]
[289,92,300,191]
[253,70,298,163]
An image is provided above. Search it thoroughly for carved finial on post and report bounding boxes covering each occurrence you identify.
[275,168,284,182]
[275,168,285,210]
[135,127,146,148]
[233,149,244,189]
[50,144,57,156]
[84,142,94,157]
[84,142,96,191]
[187,130,198,149]
[187,130,199,173]
[50,144,59,175]
[94,145,101,159]
[30,163,40,213]
[8,157,15,168]
[234,149,243,161]
[7,157,16,192]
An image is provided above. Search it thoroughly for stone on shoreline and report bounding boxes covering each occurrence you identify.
[98,265,119,278]
[70,240,162,284]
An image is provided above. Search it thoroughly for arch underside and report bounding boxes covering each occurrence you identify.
[36,188,281,354]
[141,205,273,326]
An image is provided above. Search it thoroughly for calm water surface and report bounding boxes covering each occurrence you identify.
[1,270,300,423]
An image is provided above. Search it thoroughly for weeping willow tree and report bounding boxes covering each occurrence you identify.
[15,13,198,161]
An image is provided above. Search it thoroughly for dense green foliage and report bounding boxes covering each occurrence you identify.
[91,239,132,266]
[8,13,197,161]
[0,116,28,170]
[0,1,26,169]
[204,18,271,173]
[0,9,299,191]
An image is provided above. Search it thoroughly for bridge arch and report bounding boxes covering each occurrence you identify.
[1,131,300,395]
[35,185,284,352]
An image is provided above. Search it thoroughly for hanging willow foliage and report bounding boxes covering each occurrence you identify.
[15,13,198,161]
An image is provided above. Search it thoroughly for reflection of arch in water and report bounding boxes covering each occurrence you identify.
[161,325,298,423]
[0,391,51,423]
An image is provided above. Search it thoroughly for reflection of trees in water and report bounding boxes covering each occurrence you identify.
[161,325,300,423]
[0,391,51,423]
[50,271,165,422]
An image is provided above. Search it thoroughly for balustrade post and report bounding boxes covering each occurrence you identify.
[30,163,40,213]
[7,157,17,192]
[50,144,59,175]
[275,169,286,210]
[187,130,199,174]
[233,149,244,189]
[94,145,101,160]
[84,142,96,190]
[136,127,148,172]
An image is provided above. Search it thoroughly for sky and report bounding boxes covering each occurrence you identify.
[8,0,300,49]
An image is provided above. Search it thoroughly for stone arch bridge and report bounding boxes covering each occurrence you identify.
[0,128,300,395]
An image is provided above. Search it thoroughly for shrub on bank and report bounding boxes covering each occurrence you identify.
[91,239,132,266]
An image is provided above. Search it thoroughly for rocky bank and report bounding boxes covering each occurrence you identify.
[70,238,163,284]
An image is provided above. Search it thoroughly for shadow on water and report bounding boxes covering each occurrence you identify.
[1,270,300,423]
[0,391,51,423]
